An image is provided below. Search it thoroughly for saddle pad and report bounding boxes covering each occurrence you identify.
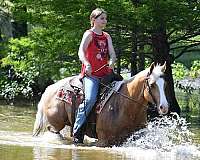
[55,76,83,105]
[56,88,83,105]
[56,88,74,104]
[97,80,124,114]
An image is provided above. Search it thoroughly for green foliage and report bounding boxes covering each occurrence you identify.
[0,27,81,99]
[176,89,200,115]
[172,60,200,80]
[190,60,200,78]
[1,0,200,101]
[0,73,34,100]
[1,37,37,99]
[172,62,189,80]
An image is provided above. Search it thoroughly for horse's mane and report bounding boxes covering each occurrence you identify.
[124,69,149,83]
[124,63,164,84]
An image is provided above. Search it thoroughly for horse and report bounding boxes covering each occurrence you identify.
[33,62,169,147]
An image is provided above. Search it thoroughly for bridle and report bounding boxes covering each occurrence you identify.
[145,77,158,108]
[145,73,166,109]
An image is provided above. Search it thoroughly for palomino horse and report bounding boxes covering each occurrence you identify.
[33,62,169,147]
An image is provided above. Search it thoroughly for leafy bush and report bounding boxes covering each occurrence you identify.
[189,60,200,78]
[0,27,80,100]
[172,62,189,80]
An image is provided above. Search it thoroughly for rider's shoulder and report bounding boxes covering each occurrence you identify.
[82,30,93,40]
[84,30,93,36]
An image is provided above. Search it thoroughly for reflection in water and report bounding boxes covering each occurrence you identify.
[0,145,33,160]
[33,147,68,160]
[32,146,125,160]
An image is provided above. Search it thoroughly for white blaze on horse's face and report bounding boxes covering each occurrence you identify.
[149,64,169,115]
[156,77,169,114]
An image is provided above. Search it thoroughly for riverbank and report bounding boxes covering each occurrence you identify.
[0,96,38,107]
[1,76,200,107]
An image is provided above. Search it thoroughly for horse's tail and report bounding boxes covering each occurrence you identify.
[32,97,47,136]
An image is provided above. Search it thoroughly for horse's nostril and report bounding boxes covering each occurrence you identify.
[159,105,169,115]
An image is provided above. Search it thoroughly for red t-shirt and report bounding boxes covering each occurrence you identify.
[80,30,112,78]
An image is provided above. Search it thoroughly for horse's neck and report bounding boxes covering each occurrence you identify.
[127,74,146,100]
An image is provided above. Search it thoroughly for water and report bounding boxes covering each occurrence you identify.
[0,90,200,160]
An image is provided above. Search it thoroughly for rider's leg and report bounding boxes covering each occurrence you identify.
[73,76,100,143]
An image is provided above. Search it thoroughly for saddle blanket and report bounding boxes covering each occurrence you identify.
[56,76,83,105]
[56,78,124,113]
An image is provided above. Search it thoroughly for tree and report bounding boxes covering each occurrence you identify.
[129,0,200,114]
[1,0,199,109]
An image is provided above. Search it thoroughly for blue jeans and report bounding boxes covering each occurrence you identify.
[73,76,100,135]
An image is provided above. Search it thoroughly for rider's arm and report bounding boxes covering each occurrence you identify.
[107,34,116,69]
[78,31,92,67]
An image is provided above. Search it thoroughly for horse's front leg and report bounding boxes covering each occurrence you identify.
[97,134,123,147]
[96,134,110,147]
[96,130,119,147]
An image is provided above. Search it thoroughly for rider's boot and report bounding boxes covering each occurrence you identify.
[73,124,85,145]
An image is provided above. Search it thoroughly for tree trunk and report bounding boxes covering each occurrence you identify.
[12,6,27,38]
[116,48,121,74]
[151,27,181,114]
[113,26,122,74]
[131,31,138,76]
[12,21,27,38]
[0,11,13,40]
[138,44,145,72]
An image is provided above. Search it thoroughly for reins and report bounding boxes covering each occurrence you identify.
[100,72,158,109]
[100,81,147,108]
[145,78,157,108]
[145,71,158,109]
[85,64,157,108]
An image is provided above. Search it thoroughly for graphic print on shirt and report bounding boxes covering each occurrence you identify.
[94,35,108,61]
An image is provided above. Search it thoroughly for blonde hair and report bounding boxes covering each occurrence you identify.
[90,8,107,27]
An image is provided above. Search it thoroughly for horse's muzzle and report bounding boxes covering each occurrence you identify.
[158,105,169,115]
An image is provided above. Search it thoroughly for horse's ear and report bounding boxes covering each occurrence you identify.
[161,61,166,72]
[149,62,155,74]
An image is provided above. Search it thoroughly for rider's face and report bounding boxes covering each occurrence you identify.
[94,13,107,29]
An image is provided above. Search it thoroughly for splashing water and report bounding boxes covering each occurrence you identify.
[123,113,192,150]
[113,113,200,159]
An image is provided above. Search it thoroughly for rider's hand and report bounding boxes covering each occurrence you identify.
[109,60,114,69]
[85,63,92,75]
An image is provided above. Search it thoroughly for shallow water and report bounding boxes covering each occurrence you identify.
[0,92,200,160]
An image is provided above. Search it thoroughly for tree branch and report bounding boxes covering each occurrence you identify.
[167,29,176,38]
[169,30,200,45]
[174,42,200,60]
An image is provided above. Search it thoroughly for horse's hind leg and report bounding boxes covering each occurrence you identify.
[47,125,60,134]
[46,101,67,135]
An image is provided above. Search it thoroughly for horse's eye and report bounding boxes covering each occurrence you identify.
[149,83,154,88]
[160,74,166,79]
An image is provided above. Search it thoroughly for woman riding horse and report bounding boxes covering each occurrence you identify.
[33,62,169,147]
